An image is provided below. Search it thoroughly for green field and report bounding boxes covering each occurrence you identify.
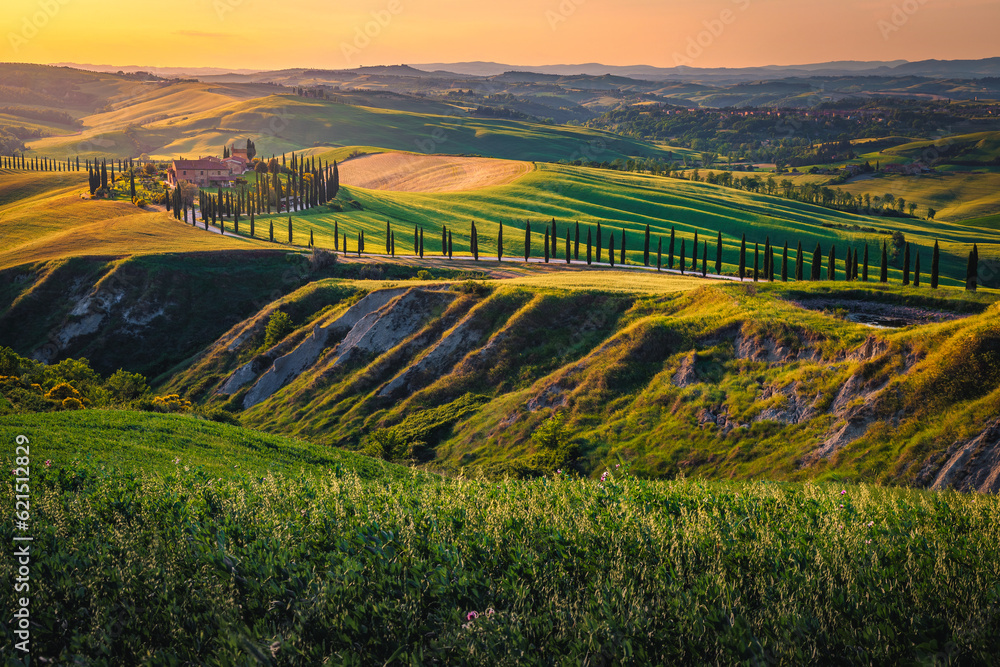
[1,410,999,664]
[244,160,995,288]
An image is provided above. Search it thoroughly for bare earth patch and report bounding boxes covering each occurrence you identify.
[338,152,533,192]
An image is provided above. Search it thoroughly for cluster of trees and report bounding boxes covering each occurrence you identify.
[174,153,341,235]
[4,153,81,172]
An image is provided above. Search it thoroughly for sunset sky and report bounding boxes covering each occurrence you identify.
[3,0,998,71]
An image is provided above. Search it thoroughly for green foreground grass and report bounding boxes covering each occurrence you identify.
[2,411,999,664]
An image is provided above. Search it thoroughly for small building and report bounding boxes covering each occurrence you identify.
[166,158,235,188]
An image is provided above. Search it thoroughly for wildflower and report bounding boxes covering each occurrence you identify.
[865,539,871,544]
[486,608,495,616]
[615,464,620,468]
[467,611,479,621]
[867,521,874,527]
[174,457,181,465]
[840,504,844,508]
[556,469,562,474]
[840,490,846,495]
[44,460,51,468]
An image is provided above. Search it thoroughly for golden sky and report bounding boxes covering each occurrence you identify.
[4,0,998,70]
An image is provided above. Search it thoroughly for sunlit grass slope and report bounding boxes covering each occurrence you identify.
[30,94,671,162]
[1,410,998,664]
[249,161,997,287]
[0,170,267,269]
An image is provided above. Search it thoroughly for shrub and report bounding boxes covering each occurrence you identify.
[151,394,192,413]
[263,311,294,349]
[416,269,433,281]
[44,382,83,402]
[105,369,149,403]
[61,397,84,410]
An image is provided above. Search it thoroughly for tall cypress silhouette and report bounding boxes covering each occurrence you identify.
[620,227,627,266]
[574,222,580,260]
[669,227,675,269]
[643,224,651,266]
[795,241,804,281]
[702,241,708,277]
[498,222,504,261]
[739,234,747,280]
[966,244,979,292]
[913,252,921,287]
[586,228,592,265]
[753,243,759,282]
[544,230,550,263]
[657,237,663,272]
[881,242,888,283]
[931,241,940,289]
[609,233,616,268]
[565,230,571,264]
[524,221,531,262]
[715,232,723,275]
[679,238,684,274]
[448,230,453,259]
[596,223,603,264]
[781,242,789,282]
[903,243,911,286]
[690,231,697,272]
[811,243,822,281]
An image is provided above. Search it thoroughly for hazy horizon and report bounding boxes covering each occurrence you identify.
[4,0,998,72]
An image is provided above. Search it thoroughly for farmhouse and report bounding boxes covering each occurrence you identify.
[167,156,243,188]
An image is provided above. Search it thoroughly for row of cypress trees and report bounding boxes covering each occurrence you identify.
[3,154,80,172]
[208,215,975,290]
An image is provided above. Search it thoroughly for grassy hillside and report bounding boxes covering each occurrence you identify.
[156,274,1000,491]
[248,160,996,288]
[0,170,266,269]
[1,410,998,664]
[27,93,671,163]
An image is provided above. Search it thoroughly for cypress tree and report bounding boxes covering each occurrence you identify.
[419,228,424,258]
[574,222,580,260]
[269,221,274,242]
[309,229,314,247]
[781,242,789,282]
[881,242,888,283]
[621,227,627,266]
[966,244,979,292]
[931,241,940,289]
[753,243,759,282]
[914,252,921,286]
[702,241,708,278]
[609,233,616,267]
[764,237,771,279]
[358,232,362,256]
[334,220,339,251]
[524,222,531,262]
[811,243,822,281]
[551,218,557,251]
[643,224,651,266]
[657,237,663,272]
[596,223,603,264]
[471,222,479,261]
[690,231,697,272]
[679,238,685,275]
[544,230,550,263]
[769,248,775,282]
[288,216,293,244]
[386,221,392,254]
[391,231,396,257]
[715,232,723,275]
[739,234,747,280]
[331,160,340,198]
[903,243,911,286]
[795,241,804,281]
[827,245,836,281]
[669,227,676,269]
[129,171,136,199]
[586,228,592,265]
[250,216,255,238]
[498,222,504,261]
[448,230,453,259]
[863,245,869,282]
[442,227,448,257]
[565,230,571,264]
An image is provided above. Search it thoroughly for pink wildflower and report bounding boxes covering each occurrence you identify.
[467,611,479,621]
[840,490,846,495]
[44,460,52,468]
